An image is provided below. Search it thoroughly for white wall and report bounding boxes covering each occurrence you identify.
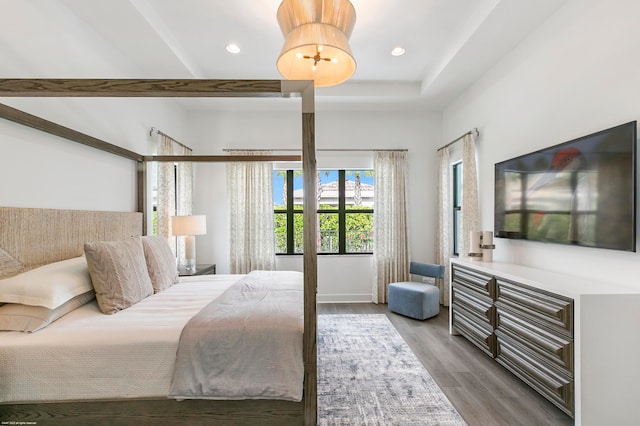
[1,94,443,304]
[189,107,442,302]
[443,0,640,288]
[1,98,187,212]
[0,0,190,214]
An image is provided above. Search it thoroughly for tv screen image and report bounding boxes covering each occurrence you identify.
[494,121,637,252]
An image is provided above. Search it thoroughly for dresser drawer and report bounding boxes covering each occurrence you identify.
[452,285,495,328]
[452,303,496,357]
[496,334,574,416]
[496,307,573,375]
[496,278,573,338]
[452,264,496,301]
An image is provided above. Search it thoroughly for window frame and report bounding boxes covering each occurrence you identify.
[452,161,462,256]
[274,169,374,255]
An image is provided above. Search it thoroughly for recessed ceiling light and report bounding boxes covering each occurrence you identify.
[226,43,240,54]
[391,47,406,56]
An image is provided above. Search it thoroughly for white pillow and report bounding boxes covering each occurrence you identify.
[0,256,93,309]
[0,291,95,332]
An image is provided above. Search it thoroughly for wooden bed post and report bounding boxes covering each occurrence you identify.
[285,80,318,426]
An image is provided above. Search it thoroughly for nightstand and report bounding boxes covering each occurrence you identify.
[178,264,216,276]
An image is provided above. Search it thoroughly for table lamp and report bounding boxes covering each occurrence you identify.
[171,215,207,271]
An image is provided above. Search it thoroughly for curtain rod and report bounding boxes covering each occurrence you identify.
[437,128,479,151]
[149,127,192,152]
[223,148,408,152]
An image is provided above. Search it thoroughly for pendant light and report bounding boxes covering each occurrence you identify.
[276,0,357,87]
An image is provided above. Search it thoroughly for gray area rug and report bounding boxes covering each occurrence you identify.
[318,314,467,426]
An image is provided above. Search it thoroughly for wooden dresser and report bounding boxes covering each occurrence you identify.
[449,258,640,425]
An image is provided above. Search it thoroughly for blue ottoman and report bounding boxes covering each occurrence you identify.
[388,282,440,320]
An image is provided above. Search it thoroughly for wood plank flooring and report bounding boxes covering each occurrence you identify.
[318,303,575,426]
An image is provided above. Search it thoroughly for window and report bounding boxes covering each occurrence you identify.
[274,169,374,254]
[452,161,462,256]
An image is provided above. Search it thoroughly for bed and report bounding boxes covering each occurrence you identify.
[1,270,304,403]
[0,79,318,425]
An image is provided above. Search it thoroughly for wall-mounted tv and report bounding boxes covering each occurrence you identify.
[494,121,637,252]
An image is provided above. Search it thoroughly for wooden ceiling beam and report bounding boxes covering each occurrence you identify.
[0,79,285,97]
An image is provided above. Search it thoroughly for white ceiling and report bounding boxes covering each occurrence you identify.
[0,0,567,111]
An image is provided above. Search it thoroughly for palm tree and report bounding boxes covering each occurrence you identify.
[275,170,302,206]
[316,170,331,250]
[346,170,374,206]
[275,170,287,206]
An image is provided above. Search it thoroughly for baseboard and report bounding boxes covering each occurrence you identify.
[317,294,372,303]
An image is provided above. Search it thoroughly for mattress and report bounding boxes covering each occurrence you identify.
[0,274,242,403]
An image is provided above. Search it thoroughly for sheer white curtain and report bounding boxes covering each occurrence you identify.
[227,151,276,274]
[435,147,451,305]
[461,133,480,258]
[372,151,409,304]
[175,144,193,262]
[156,134,177,253]
[156,134,192,258]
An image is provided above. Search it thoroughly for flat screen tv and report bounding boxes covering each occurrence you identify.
[494,121,637,252]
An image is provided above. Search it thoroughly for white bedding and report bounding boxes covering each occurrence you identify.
[0,274,242,403]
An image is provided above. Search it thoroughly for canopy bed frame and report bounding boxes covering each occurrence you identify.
[0,79,317,426]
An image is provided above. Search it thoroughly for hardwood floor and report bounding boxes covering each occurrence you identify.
[318,303,575,426]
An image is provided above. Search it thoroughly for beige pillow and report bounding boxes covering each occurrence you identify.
[141,235,179,293]
[84,237,153,315]
[0,291,95,332]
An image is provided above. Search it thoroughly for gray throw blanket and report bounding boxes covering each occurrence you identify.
[168,270,304,401]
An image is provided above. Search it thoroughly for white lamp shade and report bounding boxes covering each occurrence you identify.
[171,215,207,236]
[276,0,357,87]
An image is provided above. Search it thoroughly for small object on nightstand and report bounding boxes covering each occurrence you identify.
[178,264,216,276]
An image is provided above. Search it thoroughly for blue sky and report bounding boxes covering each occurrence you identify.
[273,170,373,206]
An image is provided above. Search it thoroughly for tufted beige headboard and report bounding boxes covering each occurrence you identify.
[0,207,142,280]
